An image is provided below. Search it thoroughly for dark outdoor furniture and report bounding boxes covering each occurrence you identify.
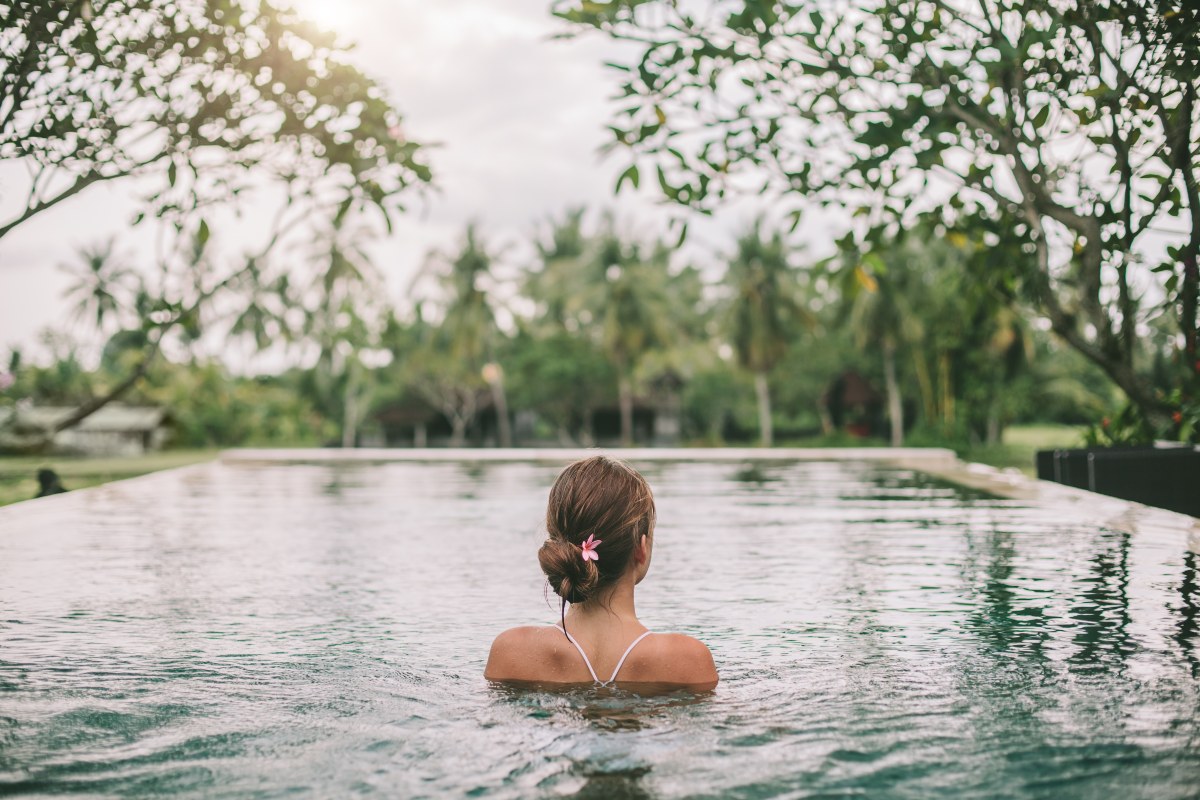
[1036,446,1200,518]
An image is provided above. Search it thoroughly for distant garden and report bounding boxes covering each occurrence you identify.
[1,208,1122,451]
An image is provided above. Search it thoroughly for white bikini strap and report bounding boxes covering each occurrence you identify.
[554,625,600,683]
[605,631,653,685]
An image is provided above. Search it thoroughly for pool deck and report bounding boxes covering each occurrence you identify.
[3,448,1197,550]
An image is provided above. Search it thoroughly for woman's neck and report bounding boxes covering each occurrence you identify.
[566,572,639,627]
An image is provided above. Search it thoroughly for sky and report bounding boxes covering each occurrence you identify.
[0,0,806,368]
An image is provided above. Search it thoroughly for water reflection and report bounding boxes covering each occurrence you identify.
[731,463,778,484]
[572,765,654,799]
[1068,530,1134,672]
[489,681,712,733]
[965,527,1051,659]
[1176,552,1199,679]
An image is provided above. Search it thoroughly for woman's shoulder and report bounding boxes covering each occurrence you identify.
[489,625,551,647]
[629,632,718,689]
[643,632,713,658]
[484,626,571,682]
[486,625,558,660]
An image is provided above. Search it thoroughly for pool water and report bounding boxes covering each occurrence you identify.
[1,458,1198,798]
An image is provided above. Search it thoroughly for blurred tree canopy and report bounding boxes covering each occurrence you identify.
[1,0,431,439]
[555,0,1200,439]
[0,0,429,238]
[3,207,1120,453]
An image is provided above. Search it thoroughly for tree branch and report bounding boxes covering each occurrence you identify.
[0,170,106,240]
[50,337,162,434]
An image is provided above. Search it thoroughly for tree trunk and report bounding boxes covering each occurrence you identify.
[711,412,726,443]
[1168,80,1199,385]
[817,402,834,437]
[938,352,955,433]
[450,417,467,447]
[341,370,358,448]
[754,370,773,447]
[581,410,596,447]
[911,349,935,425]
[883,340,903,447]
[618,374,634,447]
[341,397,357,448]
[490,373,512,447]
[1184,252,1198,378]
[986,399,1002,445]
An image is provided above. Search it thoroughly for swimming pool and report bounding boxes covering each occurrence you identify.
[1,452,1198,798]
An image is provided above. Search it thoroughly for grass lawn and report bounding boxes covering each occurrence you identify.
[779,424,1086,477]
[0,450,218,509]
[963,424,1086,476]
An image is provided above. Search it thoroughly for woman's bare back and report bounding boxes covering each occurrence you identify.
[485,625,718,690]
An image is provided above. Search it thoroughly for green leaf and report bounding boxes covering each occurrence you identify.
[334,196,353,226]
[674,221,689,247]
[616,163,640,193]
[656,164,672,196]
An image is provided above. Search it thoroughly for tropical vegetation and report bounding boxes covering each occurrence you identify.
[1,0,1195,462]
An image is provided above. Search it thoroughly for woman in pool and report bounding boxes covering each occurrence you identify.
[485,455,718,689]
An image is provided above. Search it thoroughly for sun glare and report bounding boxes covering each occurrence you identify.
[288,0,364,39]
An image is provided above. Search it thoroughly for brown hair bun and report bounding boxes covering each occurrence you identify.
[538,538,600,604]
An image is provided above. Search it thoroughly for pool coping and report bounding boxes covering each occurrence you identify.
[219,446,962,464]
[2,448,1197,549]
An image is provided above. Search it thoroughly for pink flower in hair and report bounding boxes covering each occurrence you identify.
[579,534,602,562]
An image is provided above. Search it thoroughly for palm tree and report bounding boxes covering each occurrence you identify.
[527,207,589,331]
[62,239,136,329]
[841,227,1036,445]
[839,250,915,447]
[724,220,809,447]
[520,210,610,444]
[415,224,511,446]
[304,218,383,447]
[588,222,673,446]
[524,211,680,447]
